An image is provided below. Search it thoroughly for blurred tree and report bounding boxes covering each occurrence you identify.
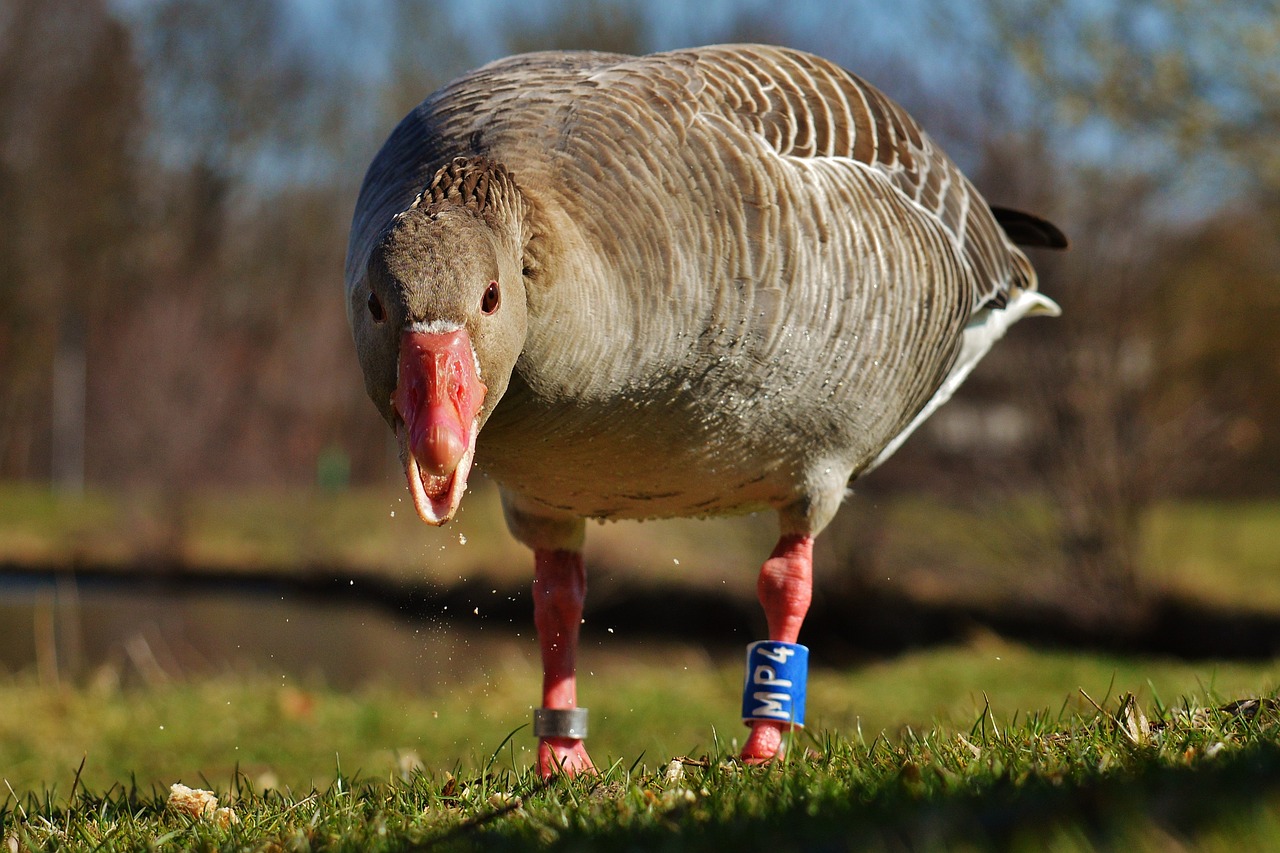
[905,0,1280,613]
[88,0,384,492]
[376,1,484,118]
[135,0,326,183]
[1152,203,1280,497]
[1019,173,1183,607]
[0,0,141,486]
[994,0,1280,197]
[501,0,648,56]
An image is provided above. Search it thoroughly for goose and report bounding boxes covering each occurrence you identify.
[345,44,1066,778]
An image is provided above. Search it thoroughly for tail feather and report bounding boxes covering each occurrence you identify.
[990,206,1069,250]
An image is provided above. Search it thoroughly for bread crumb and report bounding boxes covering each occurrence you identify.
[167,783,218,818]
[167,783,239,826]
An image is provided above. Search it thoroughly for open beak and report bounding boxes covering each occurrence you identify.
[392,328,487,525]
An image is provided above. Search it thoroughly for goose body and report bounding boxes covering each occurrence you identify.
[346,44,1063,776]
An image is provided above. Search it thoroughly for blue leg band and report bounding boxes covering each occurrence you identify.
[741,640,808,728]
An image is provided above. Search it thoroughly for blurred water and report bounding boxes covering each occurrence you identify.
[0,578,538,689]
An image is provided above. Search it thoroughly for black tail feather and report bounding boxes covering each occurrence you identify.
[991,206,1069,250]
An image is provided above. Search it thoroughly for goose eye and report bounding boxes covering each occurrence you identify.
[480,280,500,315]
[367,291,386,324]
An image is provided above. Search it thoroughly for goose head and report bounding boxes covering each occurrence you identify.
[353,184,528,525]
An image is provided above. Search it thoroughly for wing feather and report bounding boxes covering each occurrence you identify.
[683,45,1038,312]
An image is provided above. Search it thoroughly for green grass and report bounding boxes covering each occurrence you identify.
[2,682,1279,850]
[1143,502,1280,610]
[0,481,528,582]
[1,638,1275,797]
[3,484,1279,847]
[0,639,1277,849]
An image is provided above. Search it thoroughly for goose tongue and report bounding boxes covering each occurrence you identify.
[393,328,487,525]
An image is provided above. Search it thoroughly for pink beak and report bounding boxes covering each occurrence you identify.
[392,328,487,525]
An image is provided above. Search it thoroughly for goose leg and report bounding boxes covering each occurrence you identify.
[741,533,813,763]
[533,547,596,777]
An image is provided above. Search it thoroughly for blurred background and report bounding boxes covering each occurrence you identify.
[0,0,1277,688]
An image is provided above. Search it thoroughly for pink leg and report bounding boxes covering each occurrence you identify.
[533,548,596,777]
[741,533,814,763]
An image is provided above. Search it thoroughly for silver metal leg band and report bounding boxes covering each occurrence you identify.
[533,707,589,740]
